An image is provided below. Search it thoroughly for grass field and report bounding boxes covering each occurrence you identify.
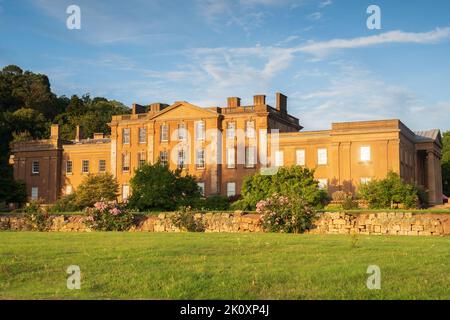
[0,232,449,300]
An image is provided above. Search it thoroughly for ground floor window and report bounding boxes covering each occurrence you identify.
[197,182,205,196]
[318,179,328,189]
[122,185,130,200]
[227,182,236,197]
[31,187,38,200]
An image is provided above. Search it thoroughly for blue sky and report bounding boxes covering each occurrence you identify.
[0,0,449,131]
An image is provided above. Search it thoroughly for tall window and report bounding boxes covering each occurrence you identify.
[66,185,73,195]
[31,187,39,200]
[138,152,146,168]
[227,122,235,139]
[275,151,284,167]
[360,146,371,162]
[99,160,106,172]
[82,160,89,173]
[160,124,169,142]
[122,185,130,200]
[197,182,205,196]
[66,160,73,174]
[245,146,256,168]
[196,149,205,169]
[138,127,147,144]
[177,148,186,169]
[195,121,205,141]
[178,123,187,141]
[246,121,255,138]
[318,179,328,189]
[122,153,130,172]
[317,148,327,165]
[32,160,40,174]
[227,182,236,197]
[296,149,305,166]
[122,128,130,144]
[227,148,235,169]
[159,151,168,167]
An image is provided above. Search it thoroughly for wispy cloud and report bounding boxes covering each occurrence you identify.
[318,0,332,8]
[307,12,322,21]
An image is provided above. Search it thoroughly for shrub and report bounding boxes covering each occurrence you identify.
[128,163,201,211]
[75,173,118,209]
[23,200,52,231]
[238,166,328,210]
[331,190,348,202]
[50,193,80,213]
[331,191,358,210]
[194,195,230,211]
[358,172,420,209]
[171,206,205,232]
[257,193,316,234]
[85,201,133,231]
[342,196,359,210]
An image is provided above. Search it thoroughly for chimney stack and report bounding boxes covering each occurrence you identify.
[132,103,146,114]
[50,124,60,140]
[75,125,83,142]
[253,94,266,106]
[227,97,241,108]
[276,92,287,113]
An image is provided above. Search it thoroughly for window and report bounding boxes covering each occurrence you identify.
[318,179,328,189]
[178,148,186,169]
[196,149,205,169]
[195,121,205,141]
[246,121,255,138]
[138,152,146,168]
[317,148,327,165]
[66,160,73,174]
[122,128,130,144]
[245,146,256,168]
[66,185,73,195]
[122,153,130,172]
[296,149,305,166]
[31,187,38,200]
[32,161,39,174]
[227,148,235,169]
[275,151,284,167]
[178,123,187,141]
[122,185,130,200]
[138,127,147,144]
[227,122,235,139]
[160,124,169,142]
[227,182,236,197]
[360,146,371,162]
[99,160,106,172]
[360,177,372,185]
[82,160,89,173]
[197,182,205,196]
[159,151,168,167]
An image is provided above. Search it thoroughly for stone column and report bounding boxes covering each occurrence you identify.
[426,150,438,205]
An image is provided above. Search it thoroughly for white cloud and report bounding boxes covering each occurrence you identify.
[307,12,322,21]
[318,0,332,8]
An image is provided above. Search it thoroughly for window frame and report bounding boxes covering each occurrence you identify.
[82,160,89,174]
[98,159,106,173]
[227,147,236,169]
[275,150,284,167]
[245,146,256,168]
[195,121,205,141]
[31,160,40,174]
[160,124,169,142]
[122,128,131,145]
[317,148,328,166]
[138,127,147,144]
[227,182,236,197]
[122,153,130,172]
[360,146,371,162]
[66,160,73,174]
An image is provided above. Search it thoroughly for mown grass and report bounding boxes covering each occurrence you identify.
[0,232,449,300]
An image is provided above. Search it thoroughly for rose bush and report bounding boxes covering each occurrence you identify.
[85,201,133,231]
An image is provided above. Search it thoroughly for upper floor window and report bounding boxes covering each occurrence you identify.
[99,160,106,173]
[178,123,187,141]
[246,121,255,138]
[245,146,256,168]
[122,153,130,172]
[138,127,147,144]
[160,124,169,142]
[227,148,235,169]
[138,152,146,168]
[275,151,284,167]
[360,146,371,162]
[227,122,236,139]
[196,149,205,169]
[195,121,205,141]
[66,160,73,174]
[296,149,305,166]
[317,148,327,165]
[32,160,40,174]
[122,128,130,144]
[159,151,168,167]
[82,160,89,173]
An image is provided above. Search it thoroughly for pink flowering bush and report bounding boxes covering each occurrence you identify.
[85,200,134,231]
[257,193,316,233]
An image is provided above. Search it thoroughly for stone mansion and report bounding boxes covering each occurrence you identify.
[9,92,444,205]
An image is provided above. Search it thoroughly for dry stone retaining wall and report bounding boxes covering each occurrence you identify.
[0,211,449,236]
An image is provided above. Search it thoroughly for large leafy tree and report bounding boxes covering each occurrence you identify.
[74,173,119,209]
[442,131,450,196]
[128,163,201,211]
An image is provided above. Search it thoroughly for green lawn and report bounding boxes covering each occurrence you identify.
[0,232,449,300]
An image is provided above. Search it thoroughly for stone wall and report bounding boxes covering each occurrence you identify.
[0,211,449,236]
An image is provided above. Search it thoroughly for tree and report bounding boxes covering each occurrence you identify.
[236,166,328,210]
[74,173,119,209]
[442,131,450,196]
[358,172,420,209]
[128,163,201,211]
